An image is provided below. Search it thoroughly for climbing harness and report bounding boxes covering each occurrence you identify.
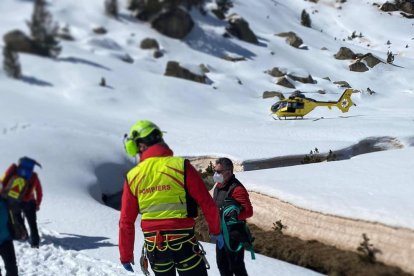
[140,245,150,276]
[142,228,210,273]
[193,241,210,269]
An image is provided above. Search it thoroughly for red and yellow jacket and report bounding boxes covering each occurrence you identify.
[1,164,43,209]
[119,144,220,263]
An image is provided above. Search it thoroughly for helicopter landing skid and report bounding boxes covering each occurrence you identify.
[272,116,304,120]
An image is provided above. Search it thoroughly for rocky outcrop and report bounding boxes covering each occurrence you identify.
[379,1,414,14]
[151,8,194,39]
[153,50,163,58]
[267,67,286,77]
[140,38,159,50]
[334,47,356,60]
[164,61,208,84]
[3,30,45,55]
[263,91,285,99]
[361,53,382,68]
[128,0,163,20]
[333,81,351,88]
[276,32,304,49]
[93,26,107,34]
[226,14,258,44]
[287,74,316,84]
[276,76,295,89]
[380,2,399,12]
[349,60,369,72]
[401,1,414,14]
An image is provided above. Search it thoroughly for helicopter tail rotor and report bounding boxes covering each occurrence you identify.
[336,89,354,113]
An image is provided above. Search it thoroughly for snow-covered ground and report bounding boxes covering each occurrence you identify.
[0,0,413,274]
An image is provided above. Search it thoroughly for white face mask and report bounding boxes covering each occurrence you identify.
[213,172,224,183]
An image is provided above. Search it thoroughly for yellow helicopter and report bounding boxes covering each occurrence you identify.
[270,88,354,119]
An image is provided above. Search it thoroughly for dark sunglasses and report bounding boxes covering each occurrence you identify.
[214,169,229,174]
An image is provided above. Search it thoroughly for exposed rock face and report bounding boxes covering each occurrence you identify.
[153,50,163,58]
[361,53,382,68]
[334,47,356,60]
[380,2,398,12]
[164,61,208,84]
[140,38,160,50]
[211,8,225,20]
[222,54,246,62]
[263,91,285,99]
[349,61,369,72]
[276,76,295,88]
[129,0,163,20]
[401,1,414,14]
[3,30,44,55]
[276,32,303,48]
[287,74,316,84]
[199,64,210,73]
[226,14,258,44]
[267,67,286,77]
[57,26,74,41]
[333,81,351,88]
[93,26,107,34]
[151,8,194,39]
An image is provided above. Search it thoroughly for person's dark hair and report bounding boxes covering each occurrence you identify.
[137,129,163,147]
[215,157,233,172]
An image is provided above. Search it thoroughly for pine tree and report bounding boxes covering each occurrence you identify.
[27,0,61,57]
[105,0,118,18]
[3,46,22,79]
[301,9,311,28]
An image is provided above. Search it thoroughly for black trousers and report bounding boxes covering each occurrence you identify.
[0,240,18,276]
[146,240,208,276]
[11,200,39,247]
[216,245,248,276]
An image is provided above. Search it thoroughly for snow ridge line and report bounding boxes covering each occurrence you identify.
[249,191,414,274]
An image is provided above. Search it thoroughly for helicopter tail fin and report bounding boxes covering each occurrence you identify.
[336,89,354,113]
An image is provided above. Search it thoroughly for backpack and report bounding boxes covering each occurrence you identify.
[1,157,41,203]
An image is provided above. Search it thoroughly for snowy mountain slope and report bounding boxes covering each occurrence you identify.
[0,0,413,274]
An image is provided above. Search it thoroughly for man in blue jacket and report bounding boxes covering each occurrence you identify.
[0,199,18,276]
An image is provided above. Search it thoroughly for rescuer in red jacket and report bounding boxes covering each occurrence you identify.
[1,157,43,248]
[119,120,223,275]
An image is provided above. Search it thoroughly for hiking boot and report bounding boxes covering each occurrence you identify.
[31,244,39,249]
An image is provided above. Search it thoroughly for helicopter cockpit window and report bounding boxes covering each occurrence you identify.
[296,102,304,109]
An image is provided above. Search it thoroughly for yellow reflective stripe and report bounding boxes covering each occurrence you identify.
[179,252,198,264]
[140,202,186,213]
[8,177,26,199]
[177,256,203,272]
[153,261,174,273]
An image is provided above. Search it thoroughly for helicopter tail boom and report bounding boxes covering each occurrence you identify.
[336,89,353,113]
